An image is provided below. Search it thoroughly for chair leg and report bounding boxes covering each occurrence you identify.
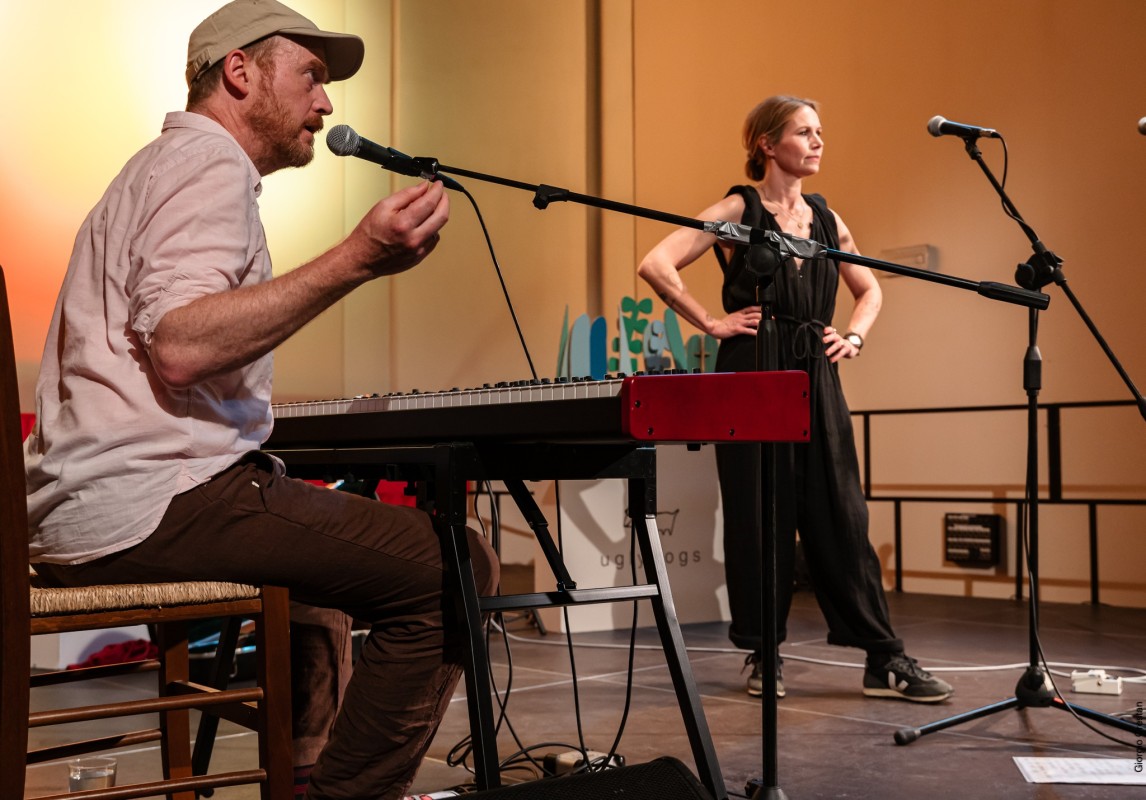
[257,587,293,800]
[191,616,243,778]
[157,620,197,800]
[2,650,30,800]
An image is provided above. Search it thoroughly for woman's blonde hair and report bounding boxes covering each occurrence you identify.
[742,95,819,180]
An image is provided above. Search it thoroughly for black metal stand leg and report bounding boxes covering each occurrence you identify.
[423,447,502,790]
[480,482,550,633]
[895,697,1022,745]
[192,616,243,797]
[503,478,576,590]
[895,664,1053,746]
[1049,697,1145,735]
[629,474,728,800]
[747,436,785,800]
[748,278,787,800]
[442,512,502,789]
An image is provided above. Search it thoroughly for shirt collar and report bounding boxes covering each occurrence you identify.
[161,111,263,196]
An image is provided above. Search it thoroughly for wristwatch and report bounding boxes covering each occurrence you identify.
[844,331,864,351]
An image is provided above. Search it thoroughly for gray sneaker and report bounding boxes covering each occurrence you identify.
[863,653,952,703]
[744,653,785,698]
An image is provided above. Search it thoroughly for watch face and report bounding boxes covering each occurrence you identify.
[846,334,863,348]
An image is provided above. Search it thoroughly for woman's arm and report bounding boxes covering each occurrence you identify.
[637,193,762,339]
[824,210,882,363]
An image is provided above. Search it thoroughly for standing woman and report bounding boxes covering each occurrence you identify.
[637,95,951,703]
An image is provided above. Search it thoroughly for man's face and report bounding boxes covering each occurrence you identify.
[247,36,332,174]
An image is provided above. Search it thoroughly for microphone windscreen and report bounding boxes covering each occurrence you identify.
[926,115,946,137]
[326,124,360,156]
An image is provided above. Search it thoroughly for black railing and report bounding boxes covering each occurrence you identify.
[852,399,1145,605]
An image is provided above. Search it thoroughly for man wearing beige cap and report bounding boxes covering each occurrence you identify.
[24,1,498,798]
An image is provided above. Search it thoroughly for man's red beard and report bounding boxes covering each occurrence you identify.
[249,85,320,171]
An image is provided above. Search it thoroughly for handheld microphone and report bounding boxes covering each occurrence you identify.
[326,124,462,190]
[927,115,1001,140]
[1138,117,1146,135]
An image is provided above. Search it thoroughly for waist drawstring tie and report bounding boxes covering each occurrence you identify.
[775,315,828,361]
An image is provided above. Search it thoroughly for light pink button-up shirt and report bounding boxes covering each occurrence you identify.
[25,112,274,564]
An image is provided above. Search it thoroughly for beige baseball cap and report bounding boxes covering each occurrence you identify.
[186,0,365,87]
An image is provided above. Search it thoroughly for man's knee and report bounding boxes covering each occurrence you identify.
[465,527,500,597]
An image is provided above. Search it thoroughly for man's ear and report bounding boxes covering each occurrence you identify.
[220,49,254,98]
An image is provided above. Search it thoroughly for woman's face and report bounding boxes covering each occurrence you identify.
[764,106,823,178]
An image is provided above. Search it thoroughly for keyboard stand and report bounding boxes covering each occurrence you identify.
[266,440,727,800]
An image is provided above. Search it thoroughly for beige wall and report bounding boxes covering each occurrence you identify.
[629,0,1145,404]
[621,0,1146,605]
[5,0,1144,606]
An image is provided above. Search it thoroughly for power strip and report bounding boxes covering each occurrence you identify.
[1071,669,1123,695]
[542,750,626,776]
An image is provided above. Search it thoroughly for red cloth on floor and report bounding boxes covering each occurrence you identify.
[67,639,158,669]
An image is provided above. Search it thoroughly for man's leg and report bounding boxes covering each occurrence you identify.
[42,454,499,799]
[290,603,352,796]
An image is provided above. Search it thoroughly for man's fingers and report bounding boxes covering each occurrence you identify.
[393,182,449,241]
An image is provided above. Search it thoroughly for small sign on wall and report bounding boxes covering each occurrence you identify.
[944,513,1003,567]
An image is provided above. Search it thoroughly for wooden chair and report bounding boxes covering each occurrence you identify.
[0,264,292,800]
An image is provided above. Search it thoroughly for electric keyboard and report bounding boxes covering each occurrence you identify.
[263,371,807,799]
[265,371,809,448]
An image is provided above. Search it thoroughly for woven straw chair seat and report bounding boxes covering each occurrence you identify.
[29,579,262,617]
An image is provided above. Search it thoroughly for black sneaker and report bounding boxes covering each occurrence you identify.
[863,653,952,703]
[744,652,785,698]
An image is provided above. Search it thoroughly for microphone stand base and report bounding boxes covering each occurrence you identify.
[1014,666,1055,708]
[746,779,789,800]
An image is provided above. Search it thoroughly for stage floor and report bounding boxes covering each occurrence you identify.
[25,590,1146,799]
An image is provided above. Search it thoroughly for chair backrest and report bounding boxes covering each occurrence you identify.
[1,267,293,798]
[0,266,33,773]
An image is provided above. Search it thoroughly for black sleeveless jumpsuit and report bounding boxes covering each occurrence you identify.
[713,185,902,657]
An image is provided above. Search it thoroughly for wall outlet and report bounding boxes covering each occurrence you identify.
[877,244,937,276]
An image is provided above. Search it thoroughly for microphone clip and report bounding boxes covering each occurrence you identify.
[411,155,444,179]
[1015,247,1062,290]
[375,149,436,181]
[534,184,570,209]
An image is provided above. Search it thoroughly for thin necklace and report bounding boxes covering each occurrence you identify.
[761,194,810,231]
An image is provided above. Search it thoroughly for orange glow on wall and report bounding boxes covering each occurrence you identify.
[1,0,353,411]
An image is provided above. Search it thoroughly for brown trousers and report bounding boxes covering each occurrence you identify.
[41,452,499,800]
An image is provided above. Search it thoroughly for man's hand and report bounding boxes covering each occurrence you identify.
[346,180,450,279]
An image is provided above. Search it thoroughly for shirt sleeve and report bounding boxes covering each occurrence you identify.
[128,143,261,348]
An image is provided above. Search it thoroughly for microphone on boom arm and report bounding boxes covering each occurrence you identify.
[927,115,1000,140]
[326,124,462,190]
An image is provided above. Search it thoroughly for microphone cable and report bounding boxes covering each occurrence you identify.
[447,179,538,381]
[434,169,642,779]
[327,123,538,381]
[442,479,639,785]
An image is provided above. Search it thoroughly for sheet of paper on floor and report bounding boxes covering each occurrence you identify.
[1013,757,1146,785]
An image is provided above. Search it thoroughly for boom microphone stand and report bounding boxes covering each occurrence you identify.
[747,260,785,800]
[336,133,1062,796]
[358,141,818,799]
[893,132,1146,747]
